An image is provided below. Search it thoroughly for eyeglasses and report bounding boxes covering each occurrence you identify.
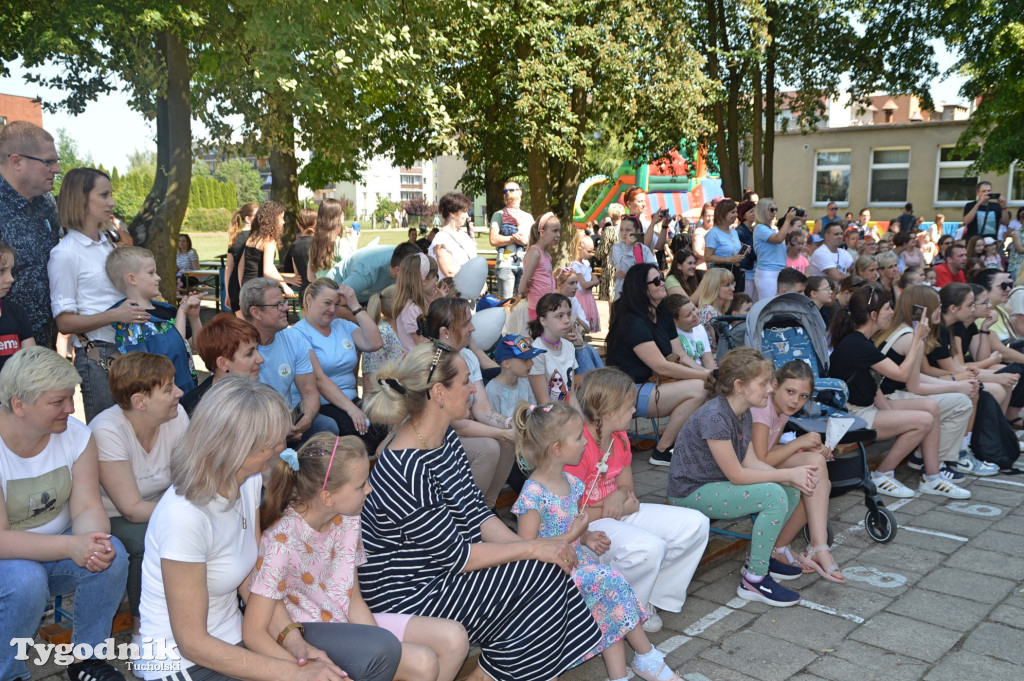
[9,153,60,169]
[426,341,452,392]
[503,187,520,194]
[254,300,289,310]
[647,275,666,286]
[999,282,1014,290]
[828,206,838,211]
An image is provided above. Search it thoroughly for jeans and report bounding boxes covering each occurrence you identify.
[574,343,604,376]
[74,341,118,424]
[495,266,522,300]
[1,534,129,681]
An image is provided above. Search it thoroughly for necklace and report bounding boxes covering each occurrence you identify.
[410,421,432,449]
[231,499,248,530]
[540,334,561,349]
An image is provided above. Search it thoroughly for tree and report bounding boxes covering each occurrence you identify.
[374,195,401,223]
[51,128,96,194]
[214,158,264,205]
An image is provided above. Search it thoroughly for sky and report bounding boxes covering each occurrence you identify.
[0,43,967,173]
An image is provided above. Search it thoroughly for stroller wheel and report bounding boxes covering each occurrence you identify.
[864,507,897,543]
[802,520,835,547]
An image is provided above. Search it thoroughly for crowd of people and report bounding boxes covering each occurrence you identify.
[3,118,1024,681]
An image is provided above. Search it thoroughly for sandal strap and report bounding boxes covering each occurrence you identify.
[773,545,799,564]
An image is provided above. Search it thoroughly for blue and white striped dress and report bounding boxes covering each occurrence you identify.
[359,428,601,681]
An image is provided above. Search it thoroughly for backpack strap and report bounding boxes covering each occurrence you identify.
[880,325,914,356]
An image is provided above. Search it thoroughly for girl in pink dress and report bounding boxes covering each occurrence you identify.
[246,433,469,681]
[571,231,601,332]
[520,212,560,320]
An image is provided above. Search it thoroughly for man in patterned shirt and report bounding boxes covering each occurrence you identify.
[0,121,62,347]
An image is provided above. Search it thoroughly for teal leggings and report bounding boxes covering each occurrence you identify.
[670,482,800,576]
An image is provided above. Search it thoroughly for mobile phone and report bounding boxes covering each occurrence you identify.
[990,193,1001,201]
[913,304,926,328]
[739,244,751,256]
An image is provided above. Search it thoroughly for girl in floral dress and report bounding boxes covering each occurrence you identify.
[511,402,683,681]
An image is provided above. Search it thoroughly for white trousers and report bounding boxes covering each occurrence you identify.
[754,268,780,302]
[588,503,710,612]
[887,389,972,462]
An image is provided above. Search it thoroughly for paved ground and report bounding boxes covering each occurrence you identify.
[26,298,1024,681]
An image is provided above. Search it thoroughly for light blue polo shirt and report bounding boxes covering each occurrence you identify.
[258,326,314,410]
[704,226,741,258]
[326,246,395,304]
[753,223,787,271]
[291,318,360,403]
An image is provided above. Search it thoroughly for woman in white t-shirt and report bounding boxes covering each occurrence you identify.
[0,347,129,681]
[429,192,478,278]
[139,376,401,681]
[93,352,188,653]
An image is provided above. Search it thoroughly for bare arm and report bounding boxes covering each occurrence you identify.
[98,460,156,524]
[519,247,540,297]
[290,372,321,439]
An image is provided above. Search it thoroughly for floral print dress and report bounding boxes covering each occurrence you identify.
[512,473,645,664]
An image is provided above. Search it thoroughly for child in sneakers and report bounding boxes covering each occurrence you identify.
[485,333,543,417]
[829,286,971,499]
[106,246,203,393]
[669,347,813,607]
[512,401,684,681]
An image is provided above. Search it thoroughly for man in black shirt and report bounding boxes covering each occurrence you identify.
[963,181,1009,239]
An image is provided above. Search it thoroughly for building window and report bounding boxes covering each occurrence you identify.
[1008,162,1024,204]
[936,145,979,204]
[813,150,850,205]
[401,191,423,201]
[869,148,910,204]
[400,175,422,186]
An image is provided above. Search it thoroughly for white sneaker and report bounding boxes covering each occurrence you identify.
[131,633,146,679]
[919,476,971,499]
[641,603,663,633]
[872,472,915,498]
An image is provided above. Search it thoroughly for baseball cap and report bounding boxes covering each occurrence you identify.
[494,334,546,362]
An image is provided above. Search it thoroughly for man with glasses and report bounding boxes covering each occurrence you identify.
[815,202,840,235]
[489,180,534,299]
[0,121,62,347]
[239,277,332,444]
[934,244,968,287]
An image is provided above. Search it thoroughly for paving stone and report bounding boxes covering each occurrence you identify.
[886,588,992,630]
[797,580,896,620]
[847,611,963,661]
[916,566,1015,604]
[693,573,753,607]
[987,603,1024,630]
[944,545,1024,580]
[906,509,998,536]
[960,482,1024,507]
[807,645,929,681]
[700,630,818,681]
[961,621,1024,663]
[679,658,761,681]
[749,604,859,649]
[992,512,1024,536]
[885,523,970,554]
[924,650,1023,681]
[669,596,757,643]
[855,541,948,576]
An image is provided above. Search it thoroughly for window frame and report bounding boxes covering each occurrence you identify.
[868,146,911,207]
[1009,161,1024,204]
[811,148,852,207]
[934,145,980,207]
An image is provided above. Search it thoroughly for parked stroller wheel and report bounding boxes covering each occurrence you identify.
[802,520,835,547]
[864,507,897,543]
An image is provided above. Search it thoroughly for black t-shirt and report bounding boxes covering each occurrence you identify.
[963,201,1002,239]
[829,331,886,406]
[819,304,833,330]
[950,321,980,363]
[896,214,917,233]
[0,299,34,372]
[606,307,677,383]
[927,326,953,367]
[180,375,213,417]
[286,235,313,295]
[227,229,250,309]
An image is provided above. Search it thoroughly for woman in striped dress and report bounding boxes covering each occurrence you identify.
[361,342,602,681]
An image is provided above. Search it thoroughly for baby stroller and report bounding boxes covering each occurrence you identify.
[743,293,897,543]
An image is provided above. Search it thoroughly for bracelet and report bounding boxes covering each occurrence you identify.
[350,306,364,315]
[979,329,991,335]
[277,622,305,645]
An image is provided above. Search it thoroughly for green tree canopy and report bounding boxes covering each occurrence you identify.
[213,158,264,205]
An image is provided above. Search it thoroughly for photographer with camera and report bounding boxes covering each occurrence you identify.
[752,201,800,300]
[963,181,1009,240]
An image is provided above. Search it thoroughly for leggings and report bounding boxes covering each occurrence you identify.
[670,481,800,576]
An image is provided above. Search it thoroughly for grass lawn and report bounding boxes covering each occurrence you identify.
[191,229,497,262]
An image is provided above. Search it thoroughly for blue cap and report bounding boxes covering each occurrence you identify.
[494,334,546,362]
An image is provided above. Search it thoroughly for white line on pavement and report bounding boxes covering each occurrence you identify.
[799,598,866,624]
[899,525,968,542]
[656,635,692,653]
[683,598,748,636]
[978,477,1024,488]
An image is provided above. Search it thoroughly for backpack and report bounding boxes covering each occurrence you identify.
[971,388,1020,471]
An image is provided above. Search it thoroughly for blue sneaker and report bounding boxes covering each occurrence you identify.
[761,557,804,581]
[737,573,801,607]
[947,451,999,477]
[906,452,924,471]
[939,463,967,481]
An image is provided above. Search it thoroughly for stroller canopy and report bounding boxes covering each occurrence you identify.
[743,293,831,374]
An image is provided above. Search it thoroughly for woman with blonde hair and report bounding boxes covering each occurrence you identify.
[362,284,404,393]
[239,200,294,296]
[692,267,736,352]
[361,343,602,681]
[596,202,625,301]
[308,198,354,281]
[752,199,799,300]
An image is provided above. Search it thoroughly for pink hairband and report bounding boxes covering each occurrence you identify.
[322,436,340,492]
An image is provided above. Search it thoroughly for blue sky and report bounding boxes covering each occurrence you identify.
[0,44,966,172]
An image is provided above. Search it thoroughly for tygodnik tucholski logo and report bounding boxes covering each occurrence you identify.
[11,637,181,672]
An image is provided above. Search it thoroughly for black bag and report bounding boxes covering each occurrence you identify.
[971,388,1020,471]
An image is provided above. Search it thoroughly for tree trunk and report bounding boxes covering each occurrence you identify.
[268,93,299,252]
[484,159,504,223]
[763,2,779,197]
[752,63,763,195]
[129,30,192,302]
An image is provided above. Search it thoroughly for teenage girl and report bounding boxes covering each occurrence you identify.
[669,347,812,607]
[750,361,845,583]
[528,293,579,404]
[555,268,604,375]
[569,368,710,632]
[393,253,439,351]
[246,434,469,681]
[511,402,684,681]
[828,286,969,499]
[520,212,560,319]
[570,230,600,331]
[239,200,294,296]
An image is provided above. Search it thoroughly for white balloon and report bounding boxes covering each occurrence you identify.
[453,256,488,301]
[470,306,507,351]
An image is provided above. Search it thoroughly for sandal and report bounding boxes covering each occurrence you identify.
[773,545,814,574]
[631,661,683,681]
[1009,417,1024,431]
[799,545,847,584]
